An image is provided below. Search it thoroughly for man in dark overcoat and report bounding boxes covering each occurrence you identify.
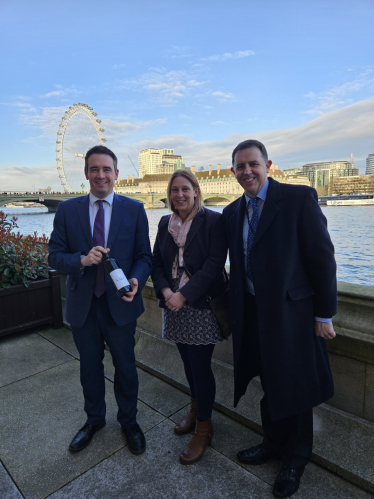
[223,139,337,498]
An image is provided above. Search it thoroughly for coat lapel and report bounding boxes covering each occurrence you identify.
[253,178,281,247]
[107,194,123,249]
[77,195,93,248]
[229,195,246,275]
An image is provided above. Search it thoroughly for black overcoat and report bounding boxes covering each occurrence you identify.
[222,178,337,421]
[152,208,227,309]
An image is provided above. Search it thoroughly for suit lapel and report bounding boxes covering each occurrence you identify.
[253,178,281,246]
[107,194,123,249]
[184,210,204,252]
[77,195,93,248]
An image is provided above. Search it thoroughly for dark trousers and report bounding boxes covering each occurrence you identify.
[176,342,216,422]
[243,293,313,468]
[71,293,138,428]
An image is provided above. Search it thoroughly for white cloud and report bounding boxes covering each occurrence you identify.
[43,85,79,98]
[305,67,374,116]
[3,98,372,190]
[124,99,374,174]
[0,165,60,191]
[201,50,255,61]
[113,63,126,69]
[121,69,207,105]
[187,80,204,87]
[45,91,65,97]
[211,91,235,102]
[163,46,191,59]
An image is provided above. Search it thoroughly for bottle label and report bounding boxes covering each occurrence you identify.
[110,269,130,290]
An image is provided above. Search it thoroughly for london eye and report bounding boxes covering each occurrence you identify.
[56,103,107,192]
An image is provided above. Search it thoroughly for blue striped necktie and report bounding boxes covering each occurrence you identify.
[246,197,259,281]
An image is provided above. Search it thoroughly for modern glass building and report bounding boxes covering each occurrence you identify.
[301,161,358,189]
[366,154,374,175]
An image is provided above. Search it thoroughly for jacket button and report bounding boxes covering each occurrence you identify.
[232,320,237,325]
[235,288,238,294]
[185,252,189,257]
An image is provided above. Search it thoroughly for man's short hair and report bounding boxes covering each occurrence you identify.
[232,139,268,165]
[85,145,118,172]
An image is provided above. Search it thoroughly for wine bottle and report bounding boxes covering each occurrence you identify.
[103,253,132,297]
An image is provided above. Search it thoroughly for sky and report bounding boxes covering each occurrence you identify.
[0,0,374,191]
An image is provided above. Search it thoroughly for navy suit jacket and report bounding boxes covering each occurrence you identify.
[48,193,152,328]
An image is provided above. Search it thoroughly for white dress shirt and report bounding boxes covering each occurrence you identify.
[242,180,330,322]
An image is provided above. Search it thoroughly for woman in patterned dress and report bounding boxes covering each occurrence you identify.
[151,170,228,464]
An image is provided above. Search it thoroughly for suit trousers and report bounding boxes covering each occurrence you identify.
[242,293,313,468]
[71,293,138,428]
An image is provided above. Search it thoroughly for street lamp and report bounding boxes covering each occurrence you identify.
[81,183,85,192]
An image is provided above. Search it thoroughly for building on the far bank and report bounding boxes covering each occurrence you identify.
[366,154,374,175]
[330,174,374,195]
[138,148,185,177]
[300,158,359,195]
[115,162,311,198]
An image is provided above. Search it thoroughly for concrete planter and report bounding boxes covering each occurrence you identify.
[0,270,63,337]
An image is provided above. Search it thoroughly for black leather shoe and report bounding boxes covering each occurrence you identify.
[69,421,106,452]
[237,443,279,465]
[122,423,146,455]
[273,465,305,498]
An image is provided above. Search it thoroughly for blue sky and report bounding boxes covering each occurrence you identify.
[1,0,374,190]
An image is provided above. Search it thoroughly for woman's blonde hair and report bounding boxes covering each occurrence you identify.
[167,170,203,221]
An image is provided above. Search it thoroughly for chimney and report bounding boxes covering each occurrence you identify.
[275,164,278,170]
[209,165,212,176]
[127,175,130,184]
[217,163,221,176]
[191,165,196,174]
[132,174,135,184]
[226,164,230,170]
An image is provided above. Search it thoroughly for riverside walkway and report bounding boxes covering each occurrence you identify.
[0,325,373,499]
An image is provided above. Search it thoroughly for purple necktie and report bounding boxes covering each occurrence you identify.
[93,200,105,297]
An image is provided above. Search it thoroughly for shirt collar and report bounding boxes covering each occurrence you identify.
[89,191,114,207]
[244,179,269,205]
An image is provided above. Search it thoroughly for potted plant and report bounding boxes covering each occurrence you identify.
[0,211,63,336]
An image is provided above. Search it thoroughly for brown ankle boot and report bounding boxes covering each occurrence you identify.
[174,398,197,435]
[179,418,214,464]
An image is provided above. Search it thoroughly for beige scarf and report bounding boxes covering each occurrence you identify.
[168,213,193,290]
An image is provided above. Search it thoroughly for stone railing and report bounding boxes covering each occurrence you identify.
[58,273,374,423]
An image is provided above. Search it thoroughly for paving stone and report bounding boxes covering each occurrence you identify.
[37,326,79,359]
[135,330,189,389]
[0,361,164,499]
[137,369,190,417]
[0,461,23,499]
[0,331,73,387]
[313,405,374,493]
[49,419,272,499]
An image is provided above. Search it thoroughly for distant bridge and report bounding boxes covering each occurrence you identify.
[0,192,241,212]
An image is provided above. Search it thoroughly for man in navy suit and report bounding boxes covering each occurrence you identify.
[49,145,152,454]
[223,140,337,498]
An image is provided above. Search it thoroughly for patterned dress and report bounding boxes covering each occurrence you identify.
[162,267,221,345]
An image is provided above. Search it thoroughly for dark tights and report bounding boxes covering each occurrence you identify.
[176,342,216,422]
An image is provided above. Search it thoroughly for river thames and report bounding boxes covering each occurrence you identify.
[2,204,373,286]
